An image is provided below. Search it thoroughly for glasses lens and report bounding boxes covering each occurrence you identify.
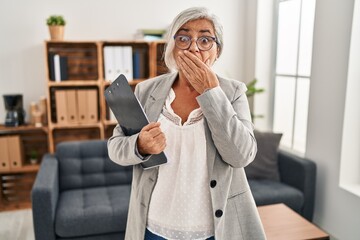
[175,35,191,49]
[197,37,214,50]
[174,35,216,51]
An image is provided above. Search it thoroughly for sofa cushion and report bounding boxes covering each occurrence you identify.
[248,179,304,214]
[245,130,283,181]
[56,140,132,191]
[55,185,131,238]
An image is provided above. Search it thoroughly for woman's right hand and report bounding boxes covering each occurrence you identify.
[137,122,166,155]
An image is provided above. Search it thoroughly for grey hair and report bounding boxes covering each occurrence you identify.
[164,7,224,72]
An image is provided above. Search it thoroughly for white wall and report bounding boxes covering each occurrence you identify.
[254,0,275,131]
[306,0,360,239]
[0,0,249,123]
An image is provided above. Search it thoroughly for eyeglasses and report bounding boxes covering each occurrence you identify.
[173,35,218,51]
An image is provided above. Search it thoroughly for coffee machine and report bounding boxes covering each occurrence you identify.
[3,94,25,127]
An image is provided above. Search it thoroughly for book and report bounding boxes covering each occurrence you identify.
[133,50,140,79]
[104,74,167,169]
[48,53,56,80]
[132,48,147,79]
[50,54,68,81]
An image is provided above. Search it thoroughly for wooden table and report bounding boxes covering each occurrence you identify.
[258,204,329,240]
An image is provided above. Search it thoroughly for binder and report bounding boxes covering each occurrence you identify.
[132,50,140,79]
[114,46,123,81]
[122,46,133,81]
[132,48,147,79]
[77,89,89,123]
[66,90,78,123]
[104,46,115,81]
[0,137,10,171]
[7,136,24,169]
[55,90,68,124]
[104,74,167,169]
[87,89,98,123]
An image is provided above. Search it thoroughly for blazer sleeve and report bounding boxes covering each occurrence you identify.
[107,85,145,166]
[196,83,257,168]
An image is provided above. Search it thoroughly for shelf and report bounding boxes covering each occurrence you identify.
[0,164,39,174]
[48,80,99,87]
[0,171,37,211]
[103,79,144,87]
[0,125,48,134]
[0,201,32,211]
[0,39,168,212]
[46,41,99,81]
[51,127,102,152]
[102,40,151,46]
[103,120,117,126]
[50,122,102,130]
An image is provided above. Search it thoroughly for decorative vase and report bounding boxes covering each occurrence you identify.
[49,26,64,41]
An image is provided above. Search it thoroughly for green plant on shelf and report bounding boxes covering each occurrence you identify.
[29,150,39,165]
[46,15,66,26]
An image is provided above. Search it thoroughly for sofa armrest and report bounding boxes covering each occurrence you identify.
[278,150,316,221]
[31,154,59,240]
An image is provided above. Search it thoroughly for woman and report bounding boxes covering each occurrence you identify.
[108,7,266,240]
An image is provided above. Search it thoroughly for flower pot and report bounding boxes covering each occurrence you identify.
[30,158,38,165]
[49,26,64,41]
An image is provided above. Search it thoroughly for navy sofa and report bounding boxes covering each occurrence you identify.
[32,140,132,240]
[32,140,316,240]
[248,150,316,221]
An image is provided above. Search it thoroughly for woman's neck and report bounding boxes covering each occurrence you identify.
[174,72,198,94]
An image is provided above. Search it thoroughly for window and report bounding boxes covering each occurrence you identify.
[273,0,316,153]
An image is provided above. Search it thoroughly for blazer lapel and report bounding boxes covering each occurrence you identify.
[144,73,178,122]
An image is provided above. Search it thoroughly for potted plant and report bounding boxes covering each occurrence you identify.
[29,150,39,165]
[246,78,265,119]
[46,15,66,41]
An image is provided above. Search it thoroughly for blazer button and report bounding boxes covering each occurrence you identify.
[215,210,223,218]
[210,180,217,188]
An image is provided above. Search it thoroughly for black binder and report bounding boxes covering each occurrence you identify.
[104,74,167,169]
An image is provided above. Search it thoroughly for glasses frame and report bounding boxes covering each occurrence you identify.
[173,35,218,51]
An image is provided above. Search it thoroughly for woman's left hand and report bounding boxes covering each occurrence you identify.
[177,50,219,94]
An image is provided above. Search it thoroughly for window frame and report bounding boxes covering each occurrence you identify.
[271,0,315,154]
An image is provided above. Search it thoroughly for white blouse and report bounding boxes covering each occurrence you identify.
[147,89,214,240]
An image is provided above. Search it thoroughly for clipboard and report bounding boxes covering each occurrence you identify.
[104,74,167,169]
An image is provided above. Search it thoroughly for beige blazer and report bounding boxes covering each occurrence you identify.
[108,72,266,240]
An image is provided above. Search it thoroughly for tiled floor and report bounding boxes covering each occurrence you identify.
[0,209,34,240]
